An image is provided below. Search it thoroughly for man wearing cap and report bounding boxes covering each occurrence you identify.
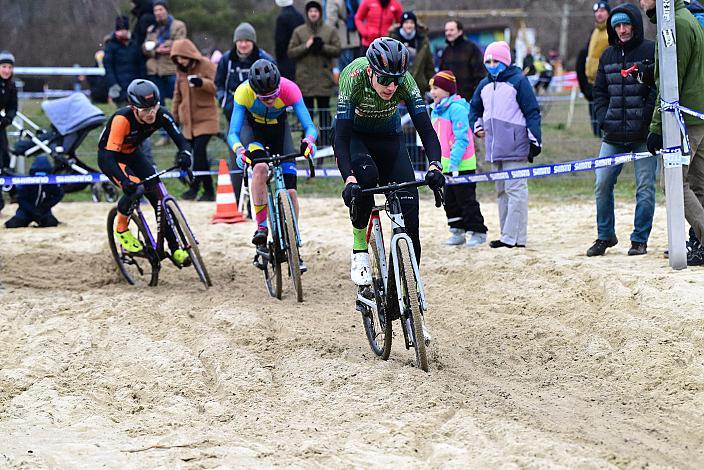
[587,3,657,257]
[288,1,340,142]
[275,0,305,81]
[584,1,611,136]
[104,15,146,106]
[641,0,704,265]
[389,11,435,95]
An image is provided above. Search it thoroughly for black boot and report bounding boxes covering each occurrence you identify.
[586,237,618,256]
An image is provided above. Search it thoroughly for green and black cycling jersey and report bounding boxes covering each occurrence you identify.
[334,57,441,179]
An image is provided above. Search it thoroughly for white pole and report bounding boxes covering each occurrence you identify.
[657,0,687,269]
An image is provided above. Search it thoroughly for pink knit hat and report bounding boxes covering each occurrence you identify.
[483,41,511,66]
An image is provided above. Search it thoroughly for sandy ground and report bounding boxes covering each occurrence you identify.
[1,195,704,468]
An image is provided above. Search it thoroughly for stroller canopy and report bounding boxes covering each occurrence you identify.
[41,93,105,136]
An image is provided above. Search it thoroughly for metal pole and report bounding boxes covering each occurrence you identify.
[657,0,687,269]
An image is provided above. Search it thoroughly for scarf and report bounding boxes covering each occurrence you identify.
[156,15,173,45]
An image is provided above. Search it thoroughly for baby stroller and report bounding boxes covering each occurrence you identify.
[9,93,117,202]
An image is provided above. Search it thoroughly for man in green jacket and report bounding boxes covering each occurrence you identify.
[643,0,704,265]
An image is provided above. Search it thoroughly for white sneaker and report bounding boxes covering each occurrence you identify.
[466,232,487,248]
[351,252,372,285]
[445,228,466,245]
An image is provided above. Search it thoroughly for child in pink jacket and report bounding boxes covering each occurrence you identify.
[430,70,487,247]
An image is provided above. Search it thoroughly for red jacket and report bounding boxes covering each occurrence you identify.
[354,0,403,47]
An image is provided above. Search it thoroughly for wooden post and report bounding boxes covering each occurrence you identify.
[657,0,687,269]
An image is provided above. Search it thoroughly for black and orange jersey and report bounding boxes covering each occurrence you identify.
[98,106,189,154]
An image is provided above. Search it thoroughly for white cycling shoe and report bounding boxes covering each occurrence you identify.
[351,252,372,285]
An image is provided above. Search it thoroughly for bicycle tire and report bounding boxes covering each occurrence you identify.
[363,228,393,359]
[397,239,428,372]
[107,207,159,286]
[278,192,303,302]
[164,199,212,288]
[264,241,282,298]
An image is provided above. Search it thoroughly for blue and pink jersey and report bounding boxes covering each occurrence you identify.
[227,77,317,152]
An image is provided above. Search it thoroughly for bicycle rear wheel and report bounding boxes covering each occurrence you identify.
[262,241,282,298]
[362,228,392,359]
[278,192,303,302]
[397,239,428,372]
[164,200,212,289]
[107,207,159,286]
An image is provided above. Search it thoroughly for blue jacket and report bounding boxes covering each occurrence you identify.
[215,46,275,121]
[103,34,145,102]
[468,65,541,162]
[688,0,704,28]
[14,156,62,224]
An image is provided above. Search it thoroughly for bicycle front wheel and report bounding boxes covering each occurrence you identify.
[363,227,392,359]
[278,192,303,302]
[397,239,428,372]
[107,207,159,286]
[164,200,212,289]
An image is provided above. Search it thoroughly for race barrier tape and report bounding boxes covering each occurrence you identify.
[0,152,661,187]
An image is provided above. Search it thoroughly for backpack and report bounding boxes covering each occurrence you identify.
[345,0,359,31]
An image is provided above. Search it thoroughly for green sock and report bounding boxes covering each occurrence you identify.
[352,227,368,252]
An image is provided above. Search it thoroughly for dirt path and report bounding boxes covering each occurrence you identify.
[1,197,703,468]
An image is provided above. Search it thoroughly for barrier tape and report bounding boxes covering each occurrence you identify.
[0,152,658,187]
[660,100,704,168]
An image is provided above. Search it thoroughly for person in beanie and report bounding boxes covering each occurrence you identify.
[468,41,541,249]
[215,22,275,199]
[584,1,611,136]
[216,23,275,121]
[171,39,220,201]
[439,20,486,101]
[354,0,403,50]
[326,0,362,73]
[429,70,488,247]
[389,11,435,95]
[288,1,340,142]
[104,15,146,106]
[587,3,657,257]
[275,0,305,81]
[0,50,17,213]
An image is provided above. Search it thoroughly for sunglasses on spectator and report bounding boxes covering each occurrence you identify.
[257,88,281,101]
[376,74,401,86]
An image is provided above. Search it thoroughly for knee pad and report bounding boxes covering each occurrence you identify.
[351,153,378,189]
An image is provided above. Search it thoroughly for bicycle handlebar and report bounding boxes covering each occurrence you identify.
[140,165,193,185]
[349,179,444,221]
[249,152,316,179]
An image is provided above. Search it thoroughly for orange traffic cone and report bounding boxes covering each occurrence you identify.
[211,159,247,224]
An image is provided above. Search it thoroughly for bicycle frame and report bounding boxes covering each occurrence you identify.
[130,167,199,259]
[266,164,301,252]
[364,192,428,316]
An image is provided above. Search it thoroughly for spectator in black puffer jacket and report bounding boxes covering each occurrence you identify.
[0,50,17,213]
[586,3,657,258]
[104,16,146,106]
[275,0,305,81]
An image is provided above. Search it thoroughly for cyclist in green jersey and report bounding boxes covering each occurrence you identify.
[334,37,445,285]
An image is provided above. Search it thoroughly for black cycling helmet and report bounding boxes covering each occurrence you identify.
[366,37,410,78]
[127,79,160,108]
[249,59,281,96]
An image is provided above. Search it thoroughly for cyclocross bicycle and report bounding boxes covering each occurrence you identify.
[251,152,315,302]
[352,180,443,372]
[107,166,212,289]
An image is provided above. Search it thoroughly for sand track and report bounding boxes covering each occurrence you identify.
[1,198,704,468]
